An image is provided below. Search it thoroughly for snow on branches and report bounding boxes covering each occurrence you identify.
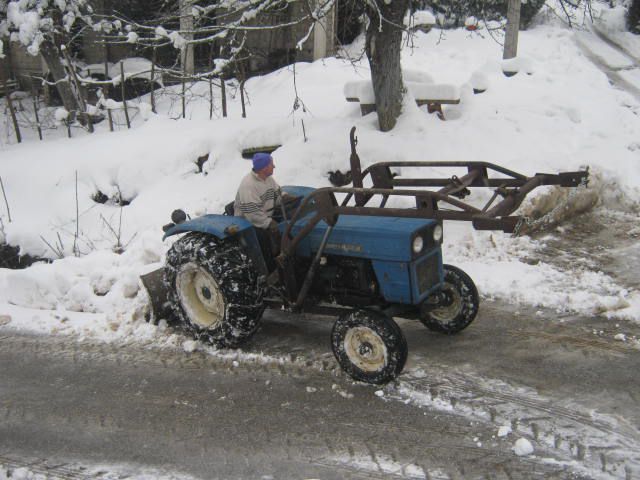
[2,0,96,55]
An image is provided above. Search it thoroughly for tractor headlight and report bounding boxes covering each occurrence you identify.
[433,224,443,243]
[412,236,424,254]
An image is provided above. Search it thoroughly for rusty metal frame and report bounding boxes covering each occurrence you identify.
[277,127,589,308]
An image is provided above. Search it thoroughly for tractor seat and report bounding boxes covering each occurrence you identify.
[224,201,235,216]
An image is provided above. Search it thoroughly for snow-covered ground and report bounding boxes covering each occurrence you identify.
[0,460,199,480]
[1,7,640,349]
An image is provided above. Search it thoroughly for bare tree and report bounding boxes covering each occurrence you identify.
[110,0,411,131]
[1,1,98,125]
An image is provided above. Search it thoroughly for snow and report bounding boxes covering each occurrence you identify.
[470,70,489,91]
[501,56,534,75]
[0,461,200,480]
[5,0,87,55]
[406,10,436,28]
[409,82,460,101]
[82,57,162,84]
[465,16,478,28]
[54,107,69,122]
[345,79,458,102]
[126,31,139,44]
[574,31,634,70]
[513,438,535,456]
[1,10,640,354]
[595,6,640,62]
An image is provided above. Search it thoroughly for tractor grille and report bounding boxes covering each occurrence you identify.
[415,253,440,294]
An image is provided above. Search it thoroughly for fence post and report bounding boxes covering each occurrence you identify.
[1,69,21,143]
[5,93,22,144]
[181,57,187,119]
[240,80,246,118]
[32,86,43,140]
[150,47,157,114]
[120,61,131,129]
[209,76,214,120]
[221,77,227,118]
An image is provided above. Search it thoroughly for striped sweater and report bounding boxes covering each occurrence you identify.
[234,171,281,229]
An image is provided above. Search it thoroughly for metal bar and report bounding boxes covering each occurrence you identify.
[437,169,481,197]
[282,212,322,255]
[483,176,543,217]
[349,127,366,206]
[361,161,529,180]
[334,206,482,220]
[481,188,502,213]
[294,226,334,310]
[326,187,482,212]
[393,178,526,188]
[341,192,354,206]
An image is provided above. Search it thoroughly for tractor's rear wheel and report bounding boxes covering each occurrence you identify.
[164,232,264,347]
[331,309,408,384]
[420,264,479,334]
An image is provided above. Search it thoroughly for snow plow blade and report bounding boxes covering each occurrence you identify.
[141,267,171,324]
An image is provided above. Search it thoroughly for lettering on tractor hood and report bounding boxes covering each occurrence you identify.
[325,242,363,253]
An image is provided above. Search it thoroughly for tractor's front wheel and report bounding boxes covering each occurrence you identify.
[164,232,265,347]
[331,309,408,384]
[420,264,479,334]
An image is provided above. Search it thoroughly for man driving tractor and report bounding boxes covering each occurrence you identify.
[234,153,283,268]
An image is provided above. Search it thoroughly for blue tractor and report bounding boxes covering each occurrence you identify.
[146,127,588,384]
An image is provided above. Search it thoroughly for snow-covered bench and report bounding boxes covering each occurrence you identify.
[344,76,460,120]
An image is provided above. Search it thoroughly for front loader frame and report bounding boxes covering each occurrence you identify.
[276,127,589,310]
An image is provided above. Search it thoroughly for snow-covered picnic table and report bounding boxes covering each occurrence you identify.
[344,70,460,119]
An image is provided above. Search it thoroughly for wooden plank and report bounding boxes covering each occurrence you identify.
[356,98,460,117]
[241,145,282,159]
[415,98,460,106]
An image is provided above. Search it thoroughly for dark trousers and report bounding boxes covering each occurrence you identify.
[255,227,281,273]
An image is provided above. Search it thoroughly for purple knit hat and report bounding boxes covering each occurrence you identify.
[252,153,272,171]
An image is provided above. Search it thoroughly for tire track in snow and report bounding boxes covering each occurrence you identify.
[392,367,640,479]
[574,29,640,102]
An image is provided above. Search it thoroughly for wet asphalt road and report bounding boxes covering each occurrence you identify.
[0,325,576,480]
[1,297,639,479]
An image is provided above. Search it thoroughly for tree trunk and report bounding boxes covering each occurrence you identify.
[179,0,195,75]
[39,39,82,122]
[628,0,640,34]
[365,0,409,132]
[503,0,521,59]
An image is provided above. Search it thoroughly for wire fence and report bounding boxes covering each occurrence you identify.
[1,62,248,146]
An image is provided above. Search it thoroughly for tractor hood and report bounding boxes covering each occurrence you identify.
[290,215,439,262]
